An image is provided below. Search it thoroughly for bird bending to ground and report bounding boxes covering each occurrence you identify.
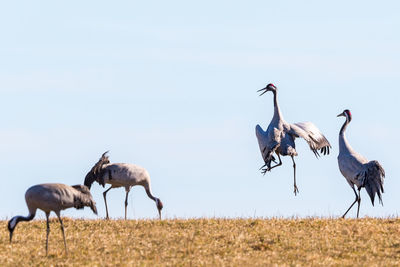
[337,109,385,218]
[84,151,163,220]
[7,183,97,255]
[255,83,331,195]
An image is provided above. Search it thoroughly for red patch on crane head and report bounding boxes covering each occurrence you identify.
[267,83,276,89]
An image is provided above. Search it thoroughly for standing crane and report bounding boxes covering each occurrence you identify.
[7,183,97,255]
[84,152,163,220]
[255,83,331,195]
[337,109,385,218]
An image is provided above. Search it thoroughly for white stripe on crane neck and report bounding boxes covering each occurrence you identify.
[345,112,350,122]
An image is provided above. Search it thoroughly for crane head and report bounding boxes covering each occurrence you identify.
[156,198,163,220]
[8,217,17,243]
[337,109,352,122]
[257,83,277,96]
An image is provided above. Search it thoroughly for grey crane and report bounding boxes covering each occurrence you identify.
[84,152,163,220]
[337,109,385,218]
[256,83,331,195]
[7,183,97,255]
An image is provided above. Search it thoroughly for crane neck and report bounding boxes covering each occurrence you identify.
[339,116,350,136]
[145,186,157,202]
[272,90,283,120]
[338,117,352,153]
[8,212,36,241]
[10,213,35,227]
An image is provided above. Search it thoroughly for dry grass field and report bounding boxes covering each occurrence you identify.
[1,218,400,266]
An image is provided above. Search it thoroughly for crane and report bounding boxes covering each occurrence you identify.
[84,151,163,220]
[337,109,385,218]
[7,183,97,255]
[256,83,331,195]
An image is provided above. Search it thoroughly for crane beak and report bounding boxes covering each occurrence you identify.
[337,112,345,117]
[158,209,162,220]
[90,202,98,215]
[257,87,269,96]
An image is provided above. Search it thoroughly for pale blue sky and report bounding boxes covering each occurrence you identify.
[1,1,399,220]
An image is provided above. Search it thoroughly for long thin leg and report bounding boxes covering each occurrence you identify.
[124,190,130,220]
[270,153,282,170]
[341,186,358,218]
[259,148,278,172]
[291,156,299,195]
[103,186,113,220]
[261,153,282,175]
[45,212,50,256]
[56,211,67,255]
[356,188,361,219]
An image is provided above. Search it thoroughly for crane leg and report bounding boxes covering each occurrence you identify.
[356,188,361,219]
[103,186,113,220]
[124,190,130,220]
[261,154,282,175]
[291,156,299,195]
[56,212,68,255]
[45,212,50,256]
[341,186,358,218]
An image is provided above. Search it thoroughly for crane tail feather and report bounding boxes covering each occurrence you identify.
[84,151,110,189]
[362,160,385,206]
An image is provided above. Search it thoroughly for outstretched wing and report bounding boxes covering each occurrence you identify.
[288,122,331,157]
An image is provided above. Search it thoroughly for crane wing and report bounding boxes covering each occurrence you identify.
[288,122,331,157]
[255,124,279,171]
[255,125,269,159]
[71,184,91,194]
[255,124,280,160]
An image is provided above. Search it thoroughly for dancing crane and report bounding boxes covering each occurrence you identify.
[255,83,331,195]
[84,152,163,220]
[8,183,97,255]
[337,109,385,218]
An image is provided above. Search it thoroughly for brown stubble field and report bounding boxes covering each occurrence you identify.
[1,218,400,266]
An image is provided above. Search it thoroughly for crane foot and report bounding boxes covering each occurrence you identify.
[260,167,271,175]
[293,185,299,196]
